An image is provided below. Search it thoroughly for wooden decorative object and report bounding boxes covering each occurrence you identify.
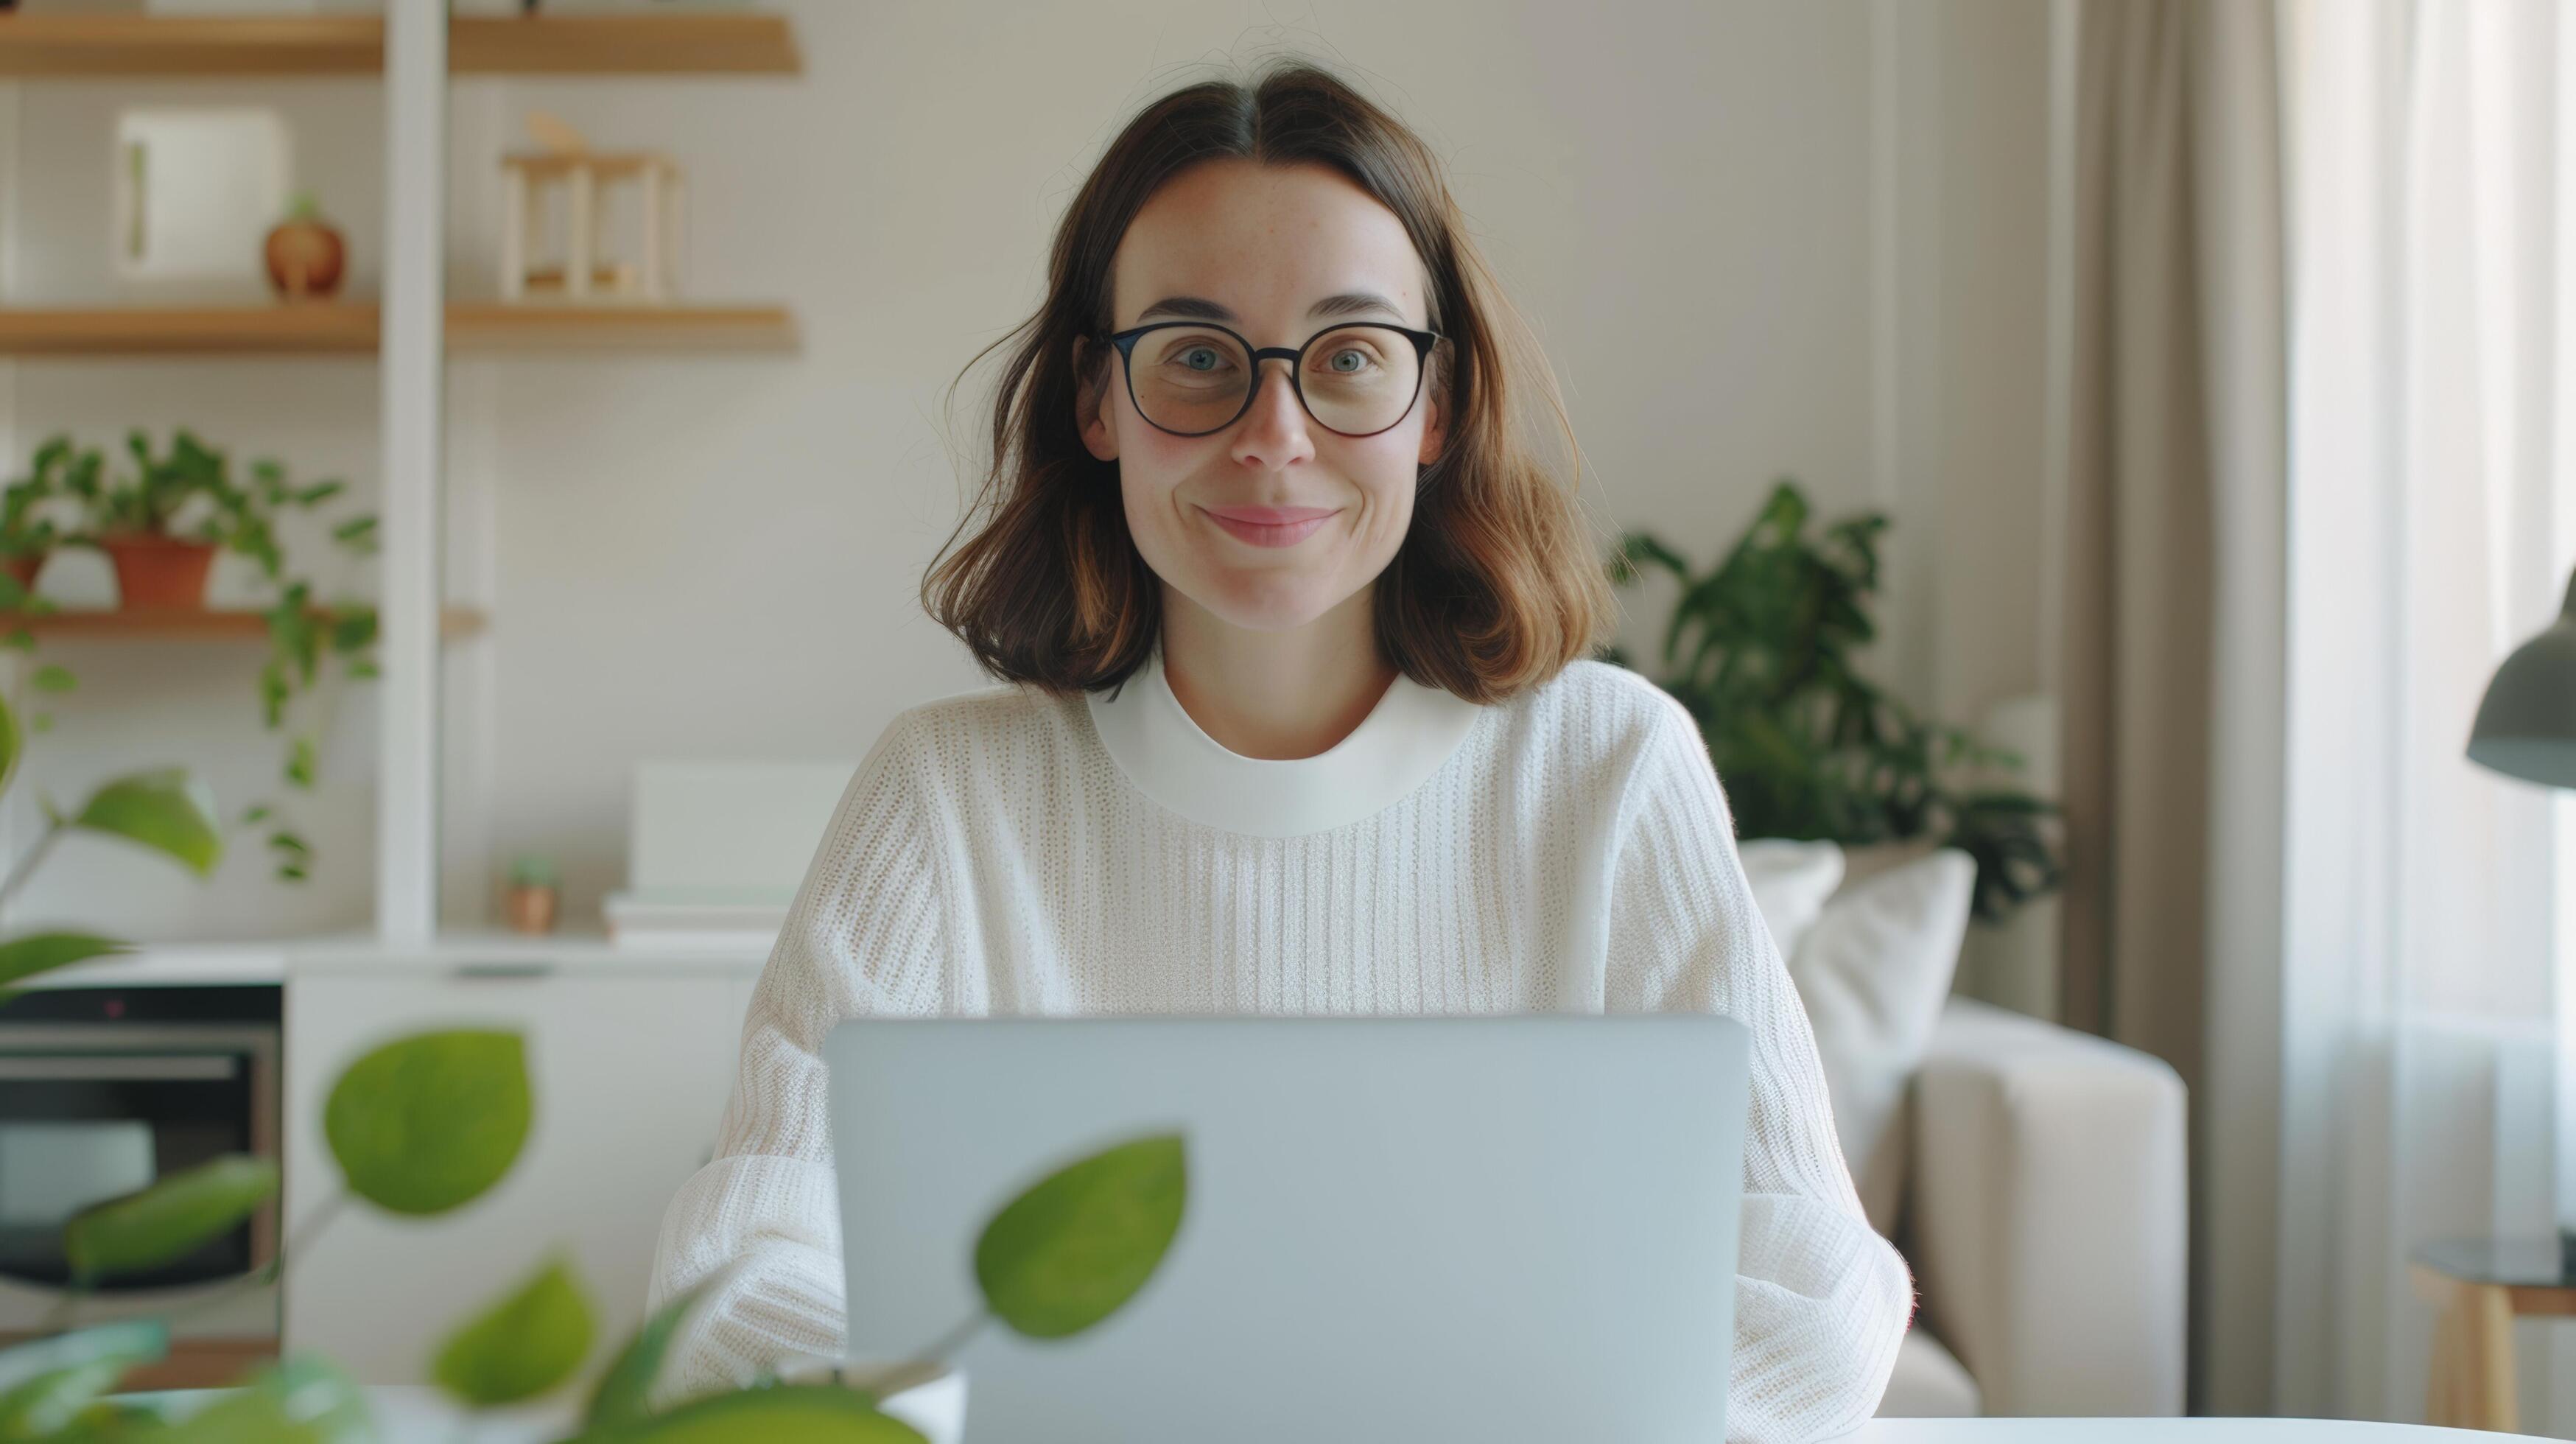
[264,191,346,301]
[499,111,683,305]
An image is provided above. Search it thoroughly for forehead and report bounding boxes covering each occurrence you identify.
[1110,159,1428,331]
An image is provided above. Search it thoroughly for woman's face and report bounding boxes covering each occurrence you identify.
[1079,159,1447,635]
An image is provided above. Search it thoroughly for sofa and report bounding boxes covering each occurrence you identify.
[1736,836,2186,1420]
[1873,995,2189,1417]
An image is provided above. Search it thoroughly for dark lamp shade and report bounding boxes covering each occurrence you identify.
[2469,583,2576,790]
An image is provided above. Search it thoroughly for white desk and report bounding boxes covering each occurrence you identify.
[1855,1423,2500,1442]
[127,1389,2510,1442]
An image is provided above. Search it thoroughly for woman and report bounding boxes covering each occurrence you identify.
[650,60,1911,1442]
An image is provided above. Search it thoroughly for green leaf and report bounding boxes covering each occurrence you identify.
[28,714,47,736]
[0,1322,167,1437]
[432,1257,594,1408]
[0,932,127,988]
[240,804,272,825]
[71,770,222,876]
[285,736,317,789]
[63,1154,278,1283]
[169,1353,372,1443]
[346,660,380,681]
[582,1283,709,1433]
[973,1132,1187,1340]
[2,629,32,651]
[323,1029,530,1216]
[29,664,74,694]
[327,608,375,653]
[297,480,345,508]
[0,684,19,799]
[592,1386,926,1443]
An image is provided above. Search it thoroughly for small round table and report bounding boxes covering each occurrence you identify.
[2410,1236,2576,1434]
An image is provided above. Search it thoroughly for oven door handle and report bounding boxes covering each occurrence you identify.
[0,1055,239,1082]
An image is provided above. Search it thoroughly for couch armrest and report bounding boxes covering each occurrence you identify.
[1906,997,2187,1417]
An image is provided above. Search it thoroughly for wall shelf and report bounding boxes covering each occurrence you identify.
[0,13,802,78]
[0,606,486,641]
[0,304,797,357]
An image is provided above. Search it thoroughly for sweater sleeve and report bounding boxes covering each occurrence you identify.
[646,715,950,1404]
[1602,693,1915,1443]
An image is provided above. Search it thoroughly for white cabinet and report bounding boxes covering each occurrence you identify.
[282,964,755,1384]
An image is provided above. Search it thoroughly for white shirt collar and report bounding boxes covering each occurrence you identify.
[1084,636,1486,838]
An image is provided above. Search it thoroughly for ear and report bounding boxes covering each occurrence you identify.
[1416,370,1448,469]
[1075,335,1120,462]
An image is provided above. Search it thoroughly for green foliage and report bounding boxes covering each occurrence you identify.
[974,1132,1189,1340]
[1602,479,2065,922]
[0,1325,166,1440]
[0,936,126,990]
[582,1286,706,1434]
[147,1355,371,1443]
[433,1258,597,1408]
[578,1387,928,1443]
[323,1031,532,1216]
[18,429,383,886]
[63,1158,279,1285]
[70,772,222,877]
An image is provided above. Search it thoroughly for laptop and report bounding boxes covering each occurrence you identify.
[824,1014,1750,1442]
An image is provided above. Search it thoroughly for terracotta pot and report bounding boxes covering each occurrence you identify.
[97,533,217,610]
[264,216,347,301]
[505,883,558,936]
[1,551,43,593]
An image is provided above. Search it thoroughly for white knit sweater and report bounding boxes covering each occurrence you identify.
[647,639,1913,1442]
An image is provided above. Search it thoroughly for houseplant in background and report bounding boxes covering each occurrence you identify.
[32,428,382,884]
[0,448,68,592]
[1601,479,2064,923]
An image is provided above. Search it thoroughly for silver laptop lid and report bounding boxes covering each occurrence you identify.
[824,1014,1749,1443]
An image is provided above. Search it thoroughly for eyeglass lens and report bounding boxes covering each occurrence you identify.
[1126,324,1422,435]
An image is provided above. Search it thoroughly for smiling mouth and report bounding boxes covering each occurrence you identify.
[1199,506,1338,548]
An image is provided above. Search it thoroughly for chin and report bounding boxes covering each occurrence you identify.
[1189,569,1345,633]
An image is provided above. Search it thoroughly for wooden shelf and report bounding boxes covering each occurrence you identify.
[0,304,797,357]
[0,606,486,641]
[451,15,801,75]
[0,13,801,78]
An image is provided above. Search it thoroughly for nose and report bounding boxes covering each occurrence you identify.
[1228,356,1315,472]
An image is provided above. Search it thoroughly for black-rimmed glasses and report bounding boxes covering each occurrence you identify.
[1098,320,1442,438]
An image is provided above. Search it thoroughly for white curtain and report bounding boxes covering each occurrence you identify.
[2275,0,2573,1429]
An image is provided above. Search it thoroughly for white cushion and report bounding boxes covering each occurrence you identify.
[1737,838,1846,959]
[1783,848,1976,1236]
[1876,1328,1983,1417]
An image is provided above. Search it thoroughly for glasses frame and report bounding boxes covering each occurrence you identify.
[1098,318,1443,439]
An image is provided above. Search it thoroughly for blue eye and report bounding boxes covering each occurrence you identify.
[1181,347,1225,371]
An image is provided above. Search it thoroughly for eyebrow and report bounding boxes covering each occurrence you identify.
[1132,292,1411,326]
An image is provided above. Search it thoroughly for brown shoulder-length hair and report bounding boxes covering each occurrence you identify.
[922,59,1615,705]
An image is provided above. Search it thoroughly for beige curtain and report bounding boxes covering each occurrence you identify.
[2052,0,2287,1415]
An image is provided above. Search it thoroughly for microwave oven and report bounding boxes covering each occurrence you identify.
[0,984,281,1384]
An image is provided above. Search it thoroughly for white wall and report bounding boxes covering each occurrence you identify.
[0,0,2053,942]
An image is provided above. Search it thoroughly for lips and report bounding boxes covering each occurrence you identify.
[1200,505,1339,548]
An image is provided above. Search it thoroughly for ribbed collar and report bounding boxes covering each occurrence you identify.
[1084,637,1487,838]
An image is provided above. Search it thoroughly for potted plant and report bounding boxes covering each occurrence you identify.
[1602,479,2065,924]
[30,428,381,884]
[53,428,371,612]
